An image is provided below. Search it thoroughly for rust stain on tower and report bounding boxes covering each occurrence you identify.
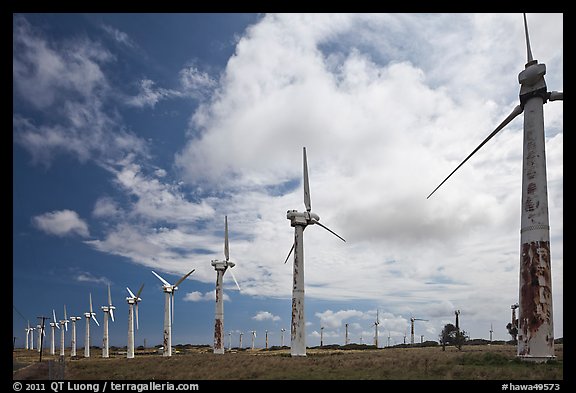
[214,319,223,349]
[518,240,554,355]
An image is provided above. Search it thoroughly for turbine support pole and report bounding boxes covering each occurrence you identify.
[290,220,307,356]
[102,310,109,358]
[127,302,135,359]
[70,318,77,357]
[213,266,226,354]
[84,314,91,358]
[59,323,65,357]
[517,54,555,361]
[163,291,172,357]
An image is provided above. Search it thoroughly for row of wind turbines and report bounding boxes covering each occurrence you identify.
[21,14,561,363]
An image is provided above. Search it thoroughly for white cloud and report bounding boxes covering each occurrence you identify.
[75,271,110,285]
[101,24,136,48]
[179,66,217,99]
[315,309,365,329]
[126,79,181,108]
[92,197,123,218]
[252,311,281,322]
[32,209,90,238]
[183,290,229,302]
[13,15,148,167]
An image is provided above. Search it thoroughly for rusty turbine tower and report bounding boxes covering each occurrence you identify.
[428,14,562,362]
[284,147,346,356]
[212,215,241,354]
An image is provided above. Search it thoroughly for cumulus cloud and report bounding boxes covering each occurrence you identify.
[75,271,110,285]
[252,311,281,322]
[32,209,90,238]
[183,290,229,302]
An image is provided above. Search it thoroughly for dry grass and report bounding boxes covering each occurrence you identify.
[13,344,563,380]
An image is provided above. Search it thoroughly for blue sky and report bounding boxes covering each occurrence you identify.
[13,13,563,350]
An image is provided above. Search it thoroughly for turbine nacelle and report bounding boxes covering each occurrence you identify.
[286,210,320,226]
[211,259,235,270]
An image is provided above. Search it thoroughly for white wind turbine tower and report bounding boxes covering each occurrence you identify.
[101,284,116,358]
[410,317,428,345]
[228,331,232,351]
[212,215,241,355]
[250,330,257,350]
[84,292,100,358]
[69,315,81,357]
[36,323,44,353]
[49,309,60,355]
[126,284,144,359]
[280,328,286,347]
[490,323,494,343]
[284,147,346,356]
[24,321,31,350]
[344,323,349,345]
[373,309,380,348]
[151,268,196,357]
[427,14,562,362]
[239,332,243,349]
[59,305,69,357]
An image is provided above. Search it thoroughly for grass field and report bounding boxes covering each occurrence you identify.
[13,343,563,380]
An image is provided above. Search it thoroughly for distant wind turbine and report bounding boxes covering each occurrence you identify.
[69,315,81,357]
[59,305,69,357]
[212,215,241,355]
[410,317,427,345]
[126,284,144,359]
[49,309,60,355]
[284,147,346,356]
[84,293,99,358]
[151,268,195,357]
[426,13,562,362]
[101,284,115,358]
[373,309,380,348]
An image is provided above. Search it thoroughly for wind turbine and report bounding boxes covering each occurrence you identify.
[239,332,244,349]
[49,309,60,355]
[373,309,380,348]
[24,321,31,350]
[84,292,99,358]
[212,215,241,355]
[280,328,286,347]
[101,284,115,358]
[455,310,461,331]
[344,323,349,345]
[410,317,428,345]
[320,326,324,347]
[228,331,232,351]
[126,284,144,359]
[69,315,81,357]
[151,268,195,357]
[284,147,346,356]
[250,330,256,350]
[490,323,494,343]
[59,305,69,357]
[387,330,391,347]
[36,323,44,353]
[426,14,562,362]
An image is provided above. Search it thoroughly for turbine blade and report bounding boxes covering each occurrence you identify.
[92,314,100,327]
[89,293,93,313]
[303,147,311,212]
[136,283,145,299]
[64,305,67,320]
[171,292,175,324]
[549,91,563,101]
[224,215,230,261]
[135,303,139,330]
[110,308,115,323]
[314,221,346,242]
[108,284,112,306]
[283,243,295,264]
[229,268,242,291]
[523,13,533,63]
[53,309,60,328]
[151,270,171,286]
[127,287,136,298]
[174,268,196,288]
[426,104,523,199]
